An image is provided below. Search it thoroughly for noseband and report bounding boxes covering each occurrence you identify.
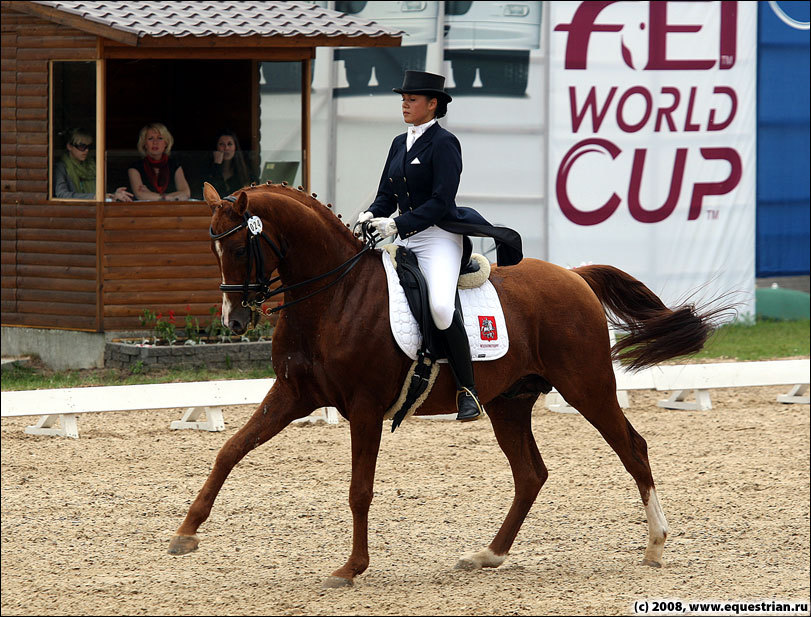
[209,197,375,315]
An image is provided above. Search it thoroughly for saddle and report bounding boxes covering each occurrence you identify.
[381,243,506,431]
[382,244,491,358]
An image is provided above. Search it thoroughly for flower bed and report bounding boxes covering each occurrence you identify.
[103,305,278,371]
[104,339,273,371]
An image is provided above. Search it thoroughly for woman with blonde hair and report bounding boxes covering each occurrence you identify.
[54,127,132,201]
[127,122,190,201]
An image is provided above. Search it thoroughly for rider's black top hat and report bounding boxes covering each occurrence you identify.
[393,70,452,104]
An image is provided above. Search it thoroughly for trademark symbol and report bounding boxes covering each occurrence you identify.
[706,209,720,220]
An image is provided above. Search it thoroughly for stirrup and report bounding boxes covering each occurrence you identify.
[456,387,484,422]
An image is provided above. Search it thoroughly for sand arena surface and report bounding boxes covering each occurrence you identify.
[1,386,809,616]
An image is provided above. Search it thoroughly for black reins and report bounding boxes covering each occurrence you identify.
[209,197,376,315]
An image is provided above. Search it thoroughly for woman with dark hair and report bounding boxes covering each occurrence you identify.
[357,70,522,423]
[204,130,254,197]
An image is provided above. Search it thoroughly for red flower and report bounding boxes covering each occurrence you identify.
[185,304,191,313]
[216,308,222,316]
[156,312,162,320]
[169,310,176,323]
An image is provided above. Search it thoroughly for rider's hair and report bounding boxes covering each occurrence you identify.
[434,98,448,119]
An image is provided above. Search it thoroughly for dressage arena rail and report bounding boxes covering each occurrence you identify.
[1,360,808,438]
[546,358,810,413]
[0,378,339,438]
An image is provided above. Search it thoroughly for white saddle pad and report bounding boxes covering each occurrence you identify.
[381,249,509,362]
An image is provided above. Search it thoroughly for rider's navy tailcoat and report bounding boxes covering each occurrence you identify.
[368,123,522,266]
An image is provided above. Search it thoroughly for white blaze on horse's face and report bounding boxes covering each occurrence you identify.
[214,240,235,325]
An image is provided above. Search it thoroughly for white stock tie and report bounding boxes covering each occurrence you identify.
[406,126,417,152]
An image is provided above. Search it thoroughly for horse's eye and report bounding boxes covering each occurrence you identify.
[233,246,247,258]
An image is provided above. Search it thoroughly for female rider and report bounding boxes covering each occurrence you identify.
[358,70,522,422]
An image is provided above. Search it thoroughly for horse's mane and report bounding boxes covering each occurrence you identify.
[219,183,363,250]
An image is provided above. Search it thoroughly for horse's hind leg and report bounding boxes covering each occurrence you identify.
[561,380,668,567]
[168,382,310,555]
[455,395,547,571]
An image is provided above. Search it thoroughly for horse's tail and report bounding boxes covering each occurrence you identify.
[574,265,729,371]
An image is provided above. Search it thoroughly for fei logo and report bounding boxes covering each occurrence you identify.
[478,316,498,341]
[554,1,738,71]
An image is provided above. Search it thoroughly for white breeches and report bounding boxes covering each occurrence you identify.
[395,226,463,331]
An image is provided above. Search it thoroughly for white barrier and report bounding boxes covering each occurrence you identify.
[547,359,810,414]
[3,360,808,437]
[0,379,340,438]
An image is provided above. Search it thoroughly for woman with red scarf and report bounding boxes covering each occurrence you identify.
[127,123,191,201]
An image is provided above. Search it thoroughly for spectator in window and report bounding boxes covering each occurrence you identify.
[128,123,191,201]
[54,128,133,201]
[203,129,254,197]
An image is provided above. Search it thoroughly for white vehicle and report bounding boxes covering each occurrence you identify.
[329,1,439,91]
[444,1,542,95]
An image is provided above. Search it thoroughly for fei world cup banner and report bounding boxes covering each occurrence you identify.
[547,1,757,319]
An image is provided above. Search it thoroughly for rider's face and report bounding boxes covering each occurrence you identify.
[401,94,436,126]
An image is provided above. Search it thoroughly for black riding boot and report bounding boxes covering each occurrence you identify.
[441,310,484,421]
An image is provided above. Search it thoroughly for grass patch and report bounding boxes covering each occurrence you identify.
[1,360,275,392]
[691,318,810,362]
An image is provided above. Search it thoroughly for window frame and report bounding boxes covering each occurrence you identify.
[48,59,104,202]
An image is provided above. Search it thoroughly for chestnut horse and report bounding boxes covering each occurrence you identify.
[168,182,725,587]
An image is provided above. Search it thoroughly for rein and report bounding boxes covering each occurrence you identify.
[210,197,376,315]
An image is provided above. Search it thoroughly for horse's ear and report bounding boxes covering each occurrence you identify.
[203,182,221,211]
[234,191,249,216]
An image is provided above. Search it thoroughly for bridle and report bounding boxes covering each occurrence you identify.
[209,197,377,315]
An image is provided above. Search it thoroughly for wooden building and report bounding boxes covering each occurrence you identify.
[1,1,399,336]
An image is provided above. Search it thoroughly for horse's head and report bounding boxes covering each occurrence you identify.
[206,181,366,334]
[205,182,278,334]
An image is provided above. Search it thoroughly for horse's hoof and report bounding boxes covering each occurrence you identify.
[641,558,662,568]
[454,557,482,571]
[322,576,353,589]
[168,534,199,555]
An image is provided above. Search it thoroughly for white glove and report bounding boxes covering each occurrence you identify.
[352,210,374,234]
[354,210,373,227]
[370,217,398,238]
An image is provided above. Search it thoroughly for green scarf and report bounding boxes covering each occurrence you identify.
[61,152,96,194]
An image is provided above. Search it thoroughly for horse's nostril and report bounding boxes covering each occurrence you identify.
[229,319,247,335]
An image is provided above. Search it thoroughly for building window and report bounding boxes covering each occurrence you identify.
[104,59,305,201]
[49,59,307,202]
[50,60,99,200]
[259,61,304,188]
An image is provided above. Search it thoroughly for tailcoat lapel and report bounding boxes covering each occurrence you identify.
[405,122,439,164]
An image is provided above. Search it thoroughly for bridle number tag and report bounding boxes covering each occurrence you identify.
[247,216,263,235]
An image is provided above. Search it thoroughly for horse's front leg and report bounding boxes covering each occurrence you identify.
[323,411,384,588]
[168,382,310,555]
[455,395,547,570]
